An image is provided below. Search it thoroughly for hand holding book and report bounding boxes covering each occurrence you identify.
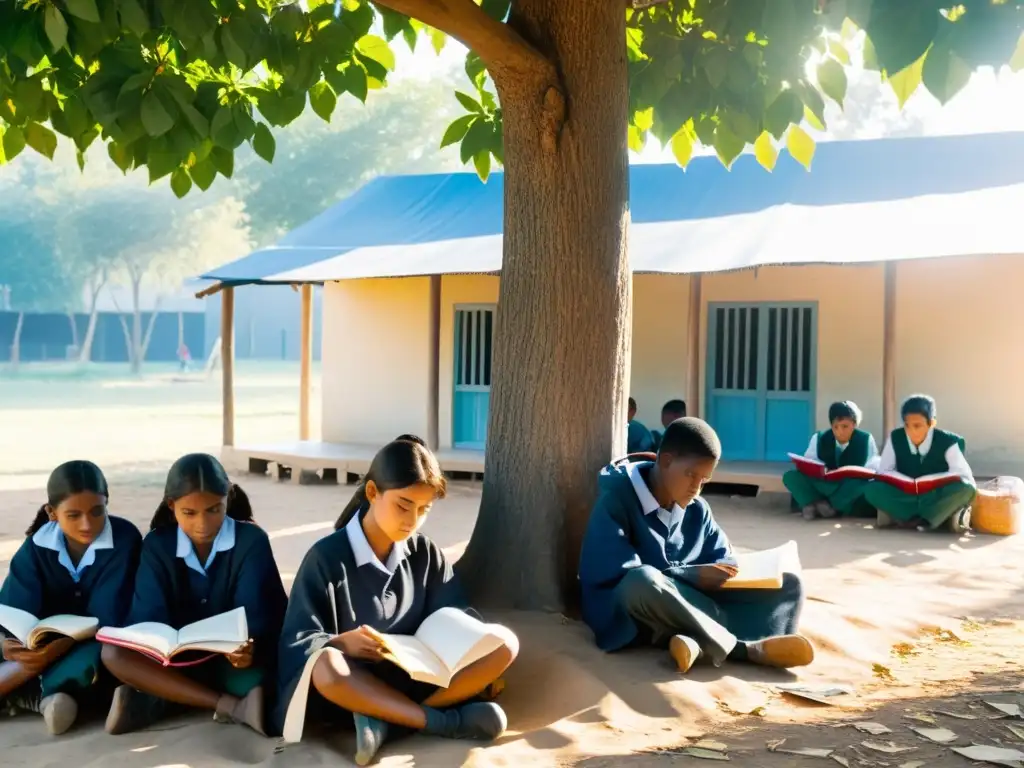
[332,625,389,661]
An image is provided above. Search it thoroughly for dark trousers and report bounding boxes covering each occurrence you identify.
[613,565,805,666]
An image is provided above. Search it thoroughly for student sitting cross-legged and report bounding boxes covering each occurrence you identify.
[101,453,288,735]
[275,435,518,767]
[783,400,879,520]
[0,461,141,735]
[579,417,814,674]
[863,394,977,533]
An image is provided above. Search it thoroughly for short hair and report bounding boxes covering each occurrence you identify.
[901,394,936,422]
[628,397,637,411]
[828,400,862,426]
[658,417,722,461]
[661,399,687,418]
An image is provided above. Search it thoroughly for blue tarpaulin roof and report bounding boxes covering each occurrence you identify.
[205,131,1024,284]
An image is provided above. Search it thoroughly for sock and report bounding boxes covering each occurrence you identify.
[421,702,507,740]
[727,641,750,662]
[353,713,389,766]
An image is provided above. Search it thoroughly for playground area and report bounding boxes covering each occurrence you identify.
[1,365,1024,767]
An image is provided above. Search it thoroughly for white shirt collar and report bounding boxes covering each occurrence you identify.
[910,428,934,456]
[33,518,114,583]
[176,516,236,576]
[627,462,679,528]
[345,515,406,575]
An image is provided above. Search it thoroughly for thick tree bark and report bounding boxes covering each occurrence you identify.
[456,0,631,610]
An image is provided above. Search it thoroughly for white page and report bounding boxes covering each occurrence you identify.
[100,622,180,657]
[177,607,248,650]
[28,615,99,647]
[0,604,39,646]
[382,634,448,685]
[414,607,504,677]
[723,540,801,590]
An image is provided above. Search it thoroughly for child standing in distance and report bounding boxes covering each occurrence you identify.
[783,400,879,520]
[651,399,687,451]
[101,453,287,736]
[864,394,976,532]
[579,418,813,676]
[276,436,518,766]
[627,397,656,454]
[0,461,141,735]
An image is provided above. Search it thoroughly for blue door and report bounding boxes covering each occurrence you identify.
[706,302,817,462]
[452,306,494,449]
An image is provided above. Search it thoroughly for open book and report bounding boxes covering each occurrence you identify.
[721,540,802,590]
[0,604,99,649]
[379,607,507,688]
[96,607,247,667]
[875,471,960,496]
[788,453,877,481]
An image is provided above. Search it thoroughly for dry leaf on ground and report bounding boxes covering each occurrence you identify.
[952,744,1024,767]
[909,726,958,744]
[861,740,917,754]
[853,722,891,735]
[682,747,730,761]
[986,701,1024,718]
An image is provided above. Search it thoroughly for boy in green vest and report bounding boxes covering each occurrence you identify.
[783,401,878,520]
[864,394,976,533]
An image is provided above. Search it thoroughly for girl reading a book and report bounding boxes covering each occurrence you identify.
[0,460,142,735]
[100,453,287,736]
[276,436,518,766]
[863,394,977,532]
[783,400,879,520]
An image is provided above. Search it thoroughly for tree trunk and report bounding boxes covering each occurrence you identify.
[78,276,105,364]
[9,311,25,369]
[67,312,80,357]
[456,0,631,610]
[130,274,143,374]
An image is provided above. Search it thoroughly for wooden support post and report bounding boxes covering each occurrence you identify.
[686,274,703,418]
[882,262,897,434]
[221,286,235,448]
[427,275,441,451]
[299,284,313,441]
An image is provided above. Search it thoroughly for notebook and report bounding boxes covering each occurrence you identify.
[788,453,877,481]
[876,471,960,496]
[721,540,801,590]
[0,604,99,649]
[96,607,248,667]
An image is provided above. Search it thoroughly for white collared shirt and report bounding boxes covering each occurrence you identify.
[33,518,114,583]
[345,515,407,575]
[804,430,880,469]
[176,516,236,576]
[877,428,974,485]
[627,462,683,529]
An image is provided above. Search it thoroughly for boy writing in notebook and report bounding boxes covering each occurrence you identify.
[579,417,814,674]
[863,394,976,532]
[783,400,879,520]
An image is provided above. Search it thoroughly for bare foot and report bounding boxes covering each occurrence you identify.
[747,635,815,668]
[669,635,701,673]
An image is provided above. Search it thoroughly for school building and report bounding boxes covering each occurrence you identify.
[201,131,1024,488]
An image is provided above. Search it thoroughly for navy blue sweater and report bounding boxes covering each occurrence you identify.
[0,516,142,628]
[127,521,287,668]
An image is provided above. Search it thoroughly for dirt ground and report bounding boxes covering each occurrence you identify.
[1,365,1023,767]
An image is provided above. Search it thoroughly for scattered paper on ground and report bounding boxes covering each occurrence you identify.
[861,740,917,754]
[910,726,958,743]
[953,744,1024,767]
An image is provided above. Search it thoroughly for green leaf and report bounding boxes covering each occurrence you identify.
[460,118,491,164]
[480,0,510,22]
[764,89,802,140]
[634,107,654,133]
[816,57,848,106]
[342,65,369,102]
[220,24,248,70]
[827,38,850,65]
[65,0,101,23]
[753,131,778,172]
[797,82,826,130]
[355,35,396,71]
[189,157,216,190]
[786,124,816,170]
[473,150,491,181]
[211,146,233,178]
[865,3,939,75]
[252,122,275,162]
[441,114,476,148]
[170,167,192,198]
[44,5,69,52]
[888,54,925,108]
[455,90,483,113]
[107,140,132,172]
[141,90,175,137]
[210,106,235,145]
[713,124,744,169]
[627,124,644,153]
[669,125,693,168]
[922,40,972,105]
[24,122,57,159]
[2,125,26,162]
[430,27,446,54]
[803,105,825,132]
[1011,33,1024,72]
[309,81,337,122]
[862,34,880,71]
[75,149,86,171]
[119,0,150,35]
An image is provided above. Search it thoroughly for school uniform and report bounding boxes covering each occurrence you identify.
[627,420,656,454]
[127,517,287,699]
[782,428,878,516]
[578,460,804,666]
[0,516,141,703]
[274,512,467,738]
[863,427,977,529]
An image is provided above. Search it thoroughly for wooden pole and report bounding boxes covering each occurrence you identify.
[221,286,235,447]
[686,274,703,418]
[299,284,313,441]
[427,275,441,451]
[882,262,897,434]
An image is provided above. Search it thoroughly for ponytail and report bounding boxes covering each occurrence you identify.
[149,500,175,531]
[226,484,255,523]
[334,483,368,531]
[25,505,51,537]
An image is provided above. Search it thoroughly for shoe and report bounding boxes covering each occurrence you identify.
[876,510,893,528]
[11,689,78,735]
[669,635,701,673]
[801,504,819,521]
[422,702,507,740]
[105,685,166,735]
[817,501,837,519]
[948,506,972,534]
[747,635,815,668]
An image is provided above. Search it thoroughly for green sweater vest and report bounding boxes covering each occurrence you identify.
[817,428,871,470]
[890,427,965,478]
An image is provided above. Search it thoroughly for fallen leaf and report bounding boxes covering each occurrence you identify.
[776,683,853,706]
[854,722,891,735]
[952,744,1024,767]
[931,709,978,720]
[682,747,730,761]
[1006,724,1024,740]
[910,726,958,744]
[905,713,937,725]
[693,740,728,752]
[831,756,850,767]
[988,701,1024,718]
[776,747,835,758]
[872,663,897,682]
[862,740,917,754]
[766,738,786,751]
